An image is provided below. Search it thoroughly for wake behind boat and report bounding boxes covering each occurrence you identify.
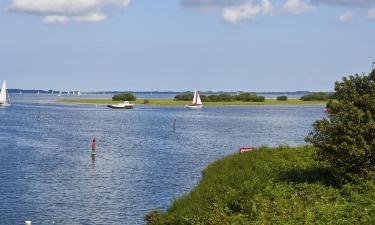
[185,89,203,109]
[0,80,10,107]
[107,101,134,109]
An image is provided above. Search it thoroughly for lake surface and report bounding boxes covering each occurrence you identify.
[0,95,324,225]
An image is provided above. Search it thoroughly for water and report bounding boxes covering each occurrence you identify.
[0,95,324,225]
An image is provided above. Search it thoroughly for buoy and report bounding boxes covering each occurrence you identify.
[239,147,256,153]
[25,221,32,225]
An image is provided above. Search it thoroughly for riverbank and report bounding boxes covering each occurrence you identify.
[145,146,375,224]
[58,98,326,106]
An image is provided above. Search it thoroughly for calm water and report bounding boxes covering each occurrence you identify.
[0,95,324,225]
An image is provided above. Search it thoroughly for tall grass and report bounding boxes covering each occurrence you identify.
[146,146,375,224]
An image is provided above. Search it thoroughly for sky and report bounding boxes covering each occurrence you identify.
[0,0,374,92]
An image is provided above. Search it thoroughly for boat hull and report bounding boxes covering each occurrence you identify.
[107,105,134,109]
[185,104,203,109]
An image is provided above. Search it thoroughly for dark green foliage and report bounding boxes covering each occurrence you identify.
[174,93,194,101]
[277,96,288,101]
[300,92,330,101]
[306,69,375,181]
[174,92,265,102]
[234,93,265,102]
[112,93,136,101]
[143,99,150,104]
[146,146,375,224]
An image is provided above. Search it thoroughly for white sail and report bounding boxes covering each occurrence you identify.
[0,80,9,105]
[196,91,202,105]
[192,90,197,104]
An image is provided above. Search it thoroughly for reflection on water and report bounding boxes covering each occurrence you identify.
[0,100,324,224]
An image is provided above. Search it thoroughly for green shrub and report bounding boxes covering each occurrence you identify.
[174,92,265,102]
[300,92,329,101]
[277,96,288,101]
[174,93,194,101]
[143,99,150,104]
[306,69,375,181]
[112,93,136,101]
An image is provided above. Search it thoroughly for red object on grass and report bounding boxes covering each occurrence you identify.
[239,147,256,153]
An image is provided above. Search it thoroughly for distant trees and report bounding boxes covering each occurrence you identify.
[112,93,137,101]
[277,96,288,101]
[306,69,375,181]
[174,92,265,102]
[300,92,331,101]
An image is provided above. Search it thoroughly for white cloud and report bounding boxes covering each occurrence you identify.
[369,8,375,20]
[283,0,317,15]
[338,11,353,22]
[9,0,130,25]
[222,0,273,24]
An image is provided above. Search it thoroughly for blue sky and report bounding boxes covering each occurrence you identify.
[0,0,374,92]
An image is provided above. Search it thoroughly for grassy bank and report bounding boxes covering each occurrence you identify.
[58,99,326,106]
[145,146,375,224]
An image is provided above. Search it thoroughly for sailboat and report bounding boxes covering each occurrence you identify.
[0,80,10,106]
[185,89,203,109]
[20,90,22,95]
[58,91,62,97]
[37,91,40,95]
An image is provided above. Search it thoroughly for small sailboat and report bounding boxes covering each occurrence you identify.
[185,89,203,109]
[58,91,62,97]
[77,91,81,96]
[0,80,11,106]
[37,91,40,95]
[20,90,22,95]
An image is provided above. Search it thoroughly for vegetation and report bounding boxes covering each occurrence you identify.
[174,92,265,102]
[277,96,288,101]
[143,99,150,104]
[58,98,326,106]
[112,93,137,101]
[145,146,375,224]
[307,69,375,181]
[300,92,332,101]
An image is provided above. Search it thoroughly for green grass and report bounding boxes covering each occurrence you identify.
[58,98,326,106]
[145,146,375,225]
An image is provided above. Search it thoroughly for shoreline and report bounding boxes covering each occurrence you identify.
[57,99,326,106]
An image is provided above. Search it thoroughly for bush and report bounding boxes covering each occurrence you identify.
[112,93,136,101]
[277,96,288,101]
[174,92,265,102]
[300,92,329,101]
[143,99,150,104]
[174,93,194,101]
[306,69,375,181]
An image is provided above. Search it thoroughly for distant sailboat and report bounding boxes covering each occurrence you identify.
[185,89,203,109]
[0,80,10,106]
[37,91,40,95]
[58,91,62,97]
[20,90,22,95]
[77,91,81,95]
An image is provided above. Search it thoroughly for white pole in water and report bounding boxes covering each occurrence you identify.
[25,221,32,225]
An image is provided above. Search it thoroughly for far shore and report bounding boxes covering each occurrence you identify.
[57,98,326,106]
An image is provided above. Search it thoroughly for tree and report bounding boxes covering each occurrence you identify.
[112,93,136,101]
[277,96,288,101]
[306,69,375,180]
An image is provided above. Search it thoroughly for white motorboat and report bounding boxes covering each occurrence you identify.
[185,89,203,109]
[107,101,134,109]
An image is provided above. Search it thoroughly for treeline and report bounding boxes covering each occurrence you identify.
[174,93,265,102]
[300,92,333,101]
